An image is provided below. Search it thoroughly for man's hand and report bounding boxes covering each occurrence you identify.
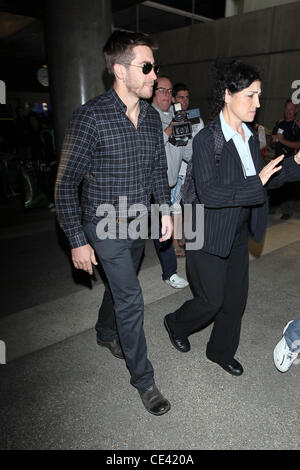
[275,133,300,151]
[276,133,284,143]
[160,215,173,242]
[71,244,98,275]
[259,154,284,186]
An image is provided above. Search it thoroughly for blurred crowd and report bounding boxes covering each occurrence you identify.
[1,97,299,217]
[0,104,57,210]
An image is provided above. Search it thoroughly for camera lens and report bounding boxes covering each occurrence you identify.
[177,125,187,135]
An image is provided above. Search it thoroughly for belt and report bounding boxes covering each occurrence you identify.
[116,217,136,224]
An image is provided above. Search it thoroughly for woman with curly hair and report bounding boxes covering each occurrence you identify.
[164,58,300,376]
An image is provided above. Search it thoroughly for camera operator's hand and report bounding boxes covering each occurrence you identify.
[164,121,175,138]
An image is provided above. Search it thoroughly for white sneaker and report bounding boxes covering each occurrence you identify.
[273,320,299,372]
[165,274,189,289]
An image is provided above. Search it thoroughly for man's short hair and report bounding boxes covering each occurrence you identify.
[103,29,157,75]
[172,83,190,98]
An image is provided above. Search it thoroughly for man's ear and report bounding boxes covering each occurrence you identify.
[113,63,126,81]
[171,97,175,104]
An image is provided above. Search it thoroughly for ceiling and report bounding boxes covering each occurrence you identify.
[0,0,225,93]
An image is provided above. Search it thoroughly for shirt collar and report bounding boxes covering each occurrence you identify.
[109,87,149,117]
[109,87,127,112]
[219,110,253,142]
[152,103,173,126]
[152,103,172,116]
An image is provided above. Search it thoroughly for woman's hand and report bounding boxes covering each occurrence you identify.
[294,150,300,165]
[259,154,284,186]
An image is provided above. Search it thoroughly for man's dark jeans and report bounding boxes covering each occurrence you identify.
[84,221,154,390]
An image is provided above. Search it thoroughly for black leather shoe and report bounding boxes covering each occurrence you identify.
[206,354,243,376]
[97,337,124,359]
[164,315,190,352]
[138,384,170,416]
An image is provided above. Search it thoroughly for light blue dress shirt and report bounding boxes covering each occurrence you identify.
[219,111,256,177]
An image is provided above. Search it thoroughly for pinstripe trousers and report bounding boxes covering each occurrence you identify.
[168,208,250,363]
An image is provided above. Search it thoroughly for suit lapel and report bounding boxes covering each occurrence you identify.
[224,133,264,175]
[249,134,264,172]
[224,139,245,172]
[213,116,244,173]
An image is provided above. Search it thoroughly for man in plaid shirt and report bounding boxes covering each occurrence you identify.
[55,30,172,416]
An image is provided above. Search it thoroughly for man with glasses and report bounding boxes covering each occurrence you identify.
[55,30,172,415]
[171,83,204,255]
[151,76,190,287]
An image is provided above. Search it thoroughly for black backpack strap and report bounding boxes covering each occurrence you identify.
[181,158,195,204]
[182,119,225,204]
[214,135,223,166]
[208,120,225,178]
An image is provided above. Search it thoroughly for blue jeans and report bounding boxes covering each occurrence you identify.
[152,213,177,280]
[153,237,177,280]
[284,317,300,352]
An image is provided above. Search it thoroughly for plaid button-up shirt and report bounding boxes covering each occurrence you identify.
[55,88,170,248]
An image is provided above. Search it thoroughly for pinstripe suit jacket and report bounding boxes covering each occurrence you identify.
[192,115,300,257]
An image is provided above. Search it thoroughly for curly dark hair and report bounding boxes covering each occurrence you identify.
[211,58,262,117]
[103,29,158,75]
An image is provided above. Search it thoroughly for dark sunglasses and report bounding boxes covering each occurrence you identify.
[124,62,160,75]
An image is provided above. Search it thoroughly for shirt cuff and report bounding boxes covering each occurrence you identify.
[159,203,171,216]
[68,231,89,249]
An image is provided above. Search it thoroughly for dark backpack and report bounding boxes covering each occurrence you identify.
[181,121,225,204]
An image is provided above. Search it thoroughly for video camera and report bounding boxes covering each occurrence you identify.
[168,103,200,147]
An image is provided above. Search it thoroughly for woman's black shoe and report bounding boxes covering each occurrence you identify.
[206,354,243,376]
[164,315,190,352]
